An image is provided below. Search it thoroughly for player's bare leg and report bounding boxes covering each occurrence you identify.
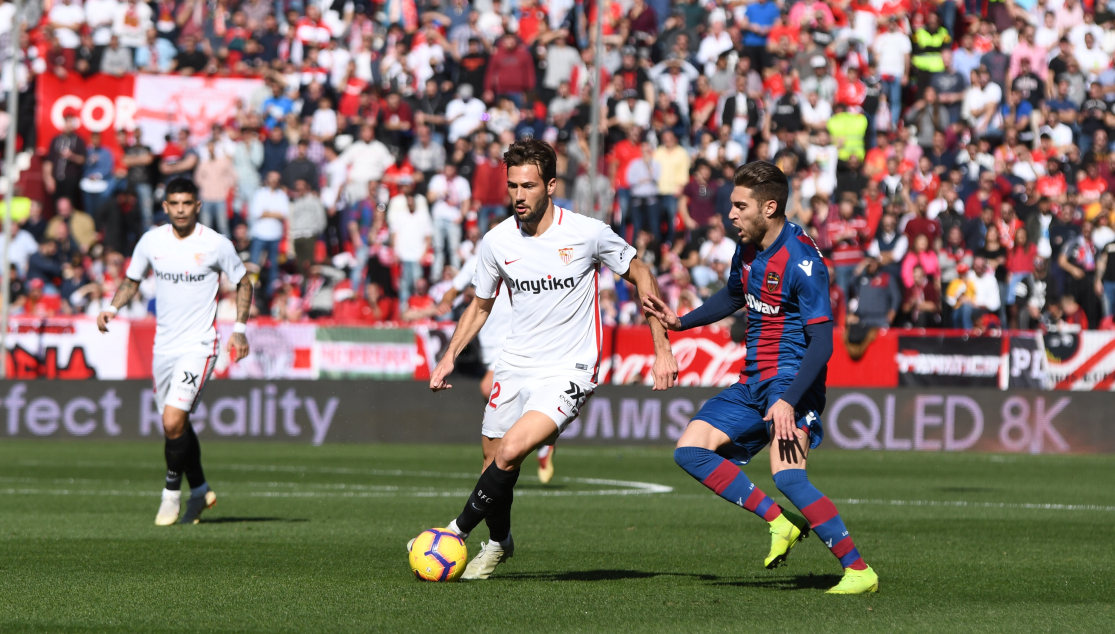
[770,427,878,594]
[674,421,804,567]
[160,406,216,525]
[452,412,559,579]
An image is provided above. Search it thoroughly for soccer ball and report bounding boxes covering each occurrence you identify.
[409,528,468,582]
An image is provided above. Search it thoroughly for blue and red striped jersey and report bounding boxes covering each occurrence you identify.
[727,222,833,385]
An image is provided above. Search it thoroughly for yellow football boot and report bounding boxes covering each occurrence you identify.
[826,565,880,594]
[537,445,555,485]
[764,511,809,569]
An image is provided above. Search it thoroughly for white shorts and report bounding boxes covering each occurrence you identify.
[481,366,596,439]
[153,352,218,415]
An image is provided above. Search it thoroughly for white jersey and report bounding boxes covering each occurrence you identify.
[453,254,512,360]
[126,224,247,355]
[474,207,635,380]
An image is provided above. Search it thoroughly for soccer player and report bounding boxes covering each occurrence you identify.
[414,139,678,580]
[437,256,558,484]
[642,161,879,594]
[98,177,253,526]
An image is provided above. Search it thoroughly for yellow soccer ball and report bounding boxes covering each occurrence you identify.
[409,528,468,582]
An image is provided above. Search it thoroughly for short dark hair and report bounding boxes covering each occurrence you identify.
[504,139,557,184]
[165,177,199,201]
[733,161,789,216]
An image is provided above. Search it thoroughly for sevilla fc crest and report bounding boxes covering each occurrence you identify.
[558,247,574,265]
[765,271,781,292]
[194,253,206,265]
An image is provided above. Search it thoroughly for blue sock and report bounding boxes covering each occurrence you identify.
[674,447,783,521]
[773,469,866,570]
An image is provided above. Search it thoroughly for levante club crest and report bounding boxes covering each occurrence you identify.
[558,247,574,265]
[765,271,781,292]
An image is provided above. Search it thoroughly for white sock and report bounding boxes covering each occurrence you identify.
[190,483,210,498]
[162,488,181,500]
[537,445,551,460]
[447,519,469,540]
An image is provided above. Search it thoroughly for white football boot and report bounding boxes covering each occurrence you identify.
[461,534,514,580]
[179,488,217,524]
[155,490,182,526]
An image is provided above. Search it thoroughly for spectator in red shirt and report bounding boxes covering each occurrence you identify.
[484,34,537,104]
[335,281,399,323]
[966,172,1004,219]
[610,126,643,237]
[400,277,436,321]
[826,197,870,295]
[472,141,508,234]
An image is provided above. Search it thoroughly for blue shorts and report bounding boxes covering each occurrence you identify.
[693,379,826,466]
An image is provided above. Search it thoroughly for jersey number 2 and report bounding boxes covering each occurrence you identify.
[488,382,501,409]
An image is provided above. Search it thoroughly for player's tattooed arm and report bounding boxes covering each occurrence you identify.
[622,259,679,390]
[228,276,254,362]
[96,278,141,333]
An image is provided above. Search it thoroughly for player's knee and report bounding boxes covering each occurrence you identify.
[772,468,809,494]
[674,446,712,473]
[496,440,529,468]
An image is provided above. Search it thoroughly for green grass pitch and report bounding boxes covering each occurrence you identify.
[0,440,1112,633]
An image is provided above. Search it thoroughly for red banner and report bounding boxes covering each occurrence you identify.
[36,73,137,155]
[601,325,900,388]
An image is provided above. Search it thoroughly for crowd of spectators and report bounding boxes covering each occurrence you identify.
[4,0,1115,337]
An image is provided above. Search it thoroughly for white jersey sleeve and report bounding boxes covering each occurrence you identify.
[216,236,247,285]
[453,255,478,293]
[125,231,152,281]
[592,221,636,275]
[473,236,502,300]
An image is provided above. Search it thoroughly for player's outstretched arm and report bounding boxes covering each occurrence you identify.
[430,295,495,392]
[228,275,254,362]
[622,259,678,390]
[96,278,141,333]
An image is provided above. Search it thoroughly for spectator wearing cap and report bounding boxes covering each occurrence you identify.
[484,34,537,106]
[614,45,655,104]
[249,171,290,293]
[289,179,328,275]
[801,56,838,104]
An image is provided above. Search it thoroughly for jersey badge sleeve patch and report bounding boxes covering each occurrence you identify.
[558,247,574,265]
[798,260,814,276]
